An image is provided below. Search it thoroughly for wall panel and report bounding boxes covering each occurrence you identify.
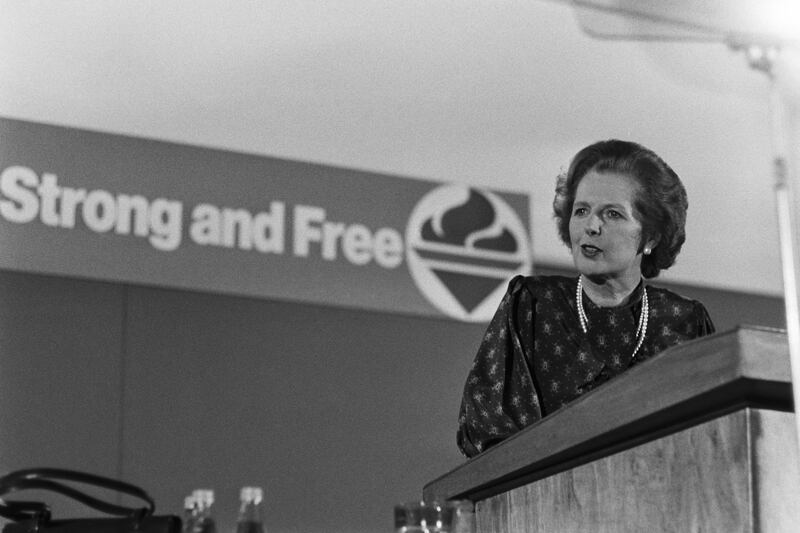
[0,270,124,516]
[121,285,483,533]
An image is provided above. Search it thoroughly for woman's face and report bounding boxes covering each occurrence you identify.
[568,170,647,283]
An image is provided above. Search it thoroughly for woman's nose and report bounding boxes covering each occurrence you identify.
[584,215,601,235]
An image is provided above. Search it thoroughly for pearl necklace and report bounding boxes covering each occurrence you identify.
[576,276,649,360]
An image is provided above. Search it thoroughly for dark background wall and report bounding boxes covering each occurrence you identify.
[0,265,785,533]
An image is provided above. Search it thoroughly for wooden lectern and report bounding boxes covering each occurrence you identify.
[424,326,800,532]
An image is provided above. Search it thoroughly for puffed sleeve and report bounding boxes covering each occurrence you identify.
[694,301,716,336]
[456,276,542,458]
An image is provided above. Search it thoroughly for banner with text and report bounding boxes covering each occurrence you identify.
[0,117,531,322]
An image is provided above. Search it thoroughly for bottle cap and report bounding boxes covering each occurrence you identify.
[240,486,263,505]
[183,495,196,510]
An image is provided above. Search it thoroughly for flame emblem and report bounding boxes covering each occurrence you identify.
[406,185,531,322]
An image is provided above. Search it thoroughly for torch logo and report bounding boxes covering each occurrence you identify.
[406,185,531,322]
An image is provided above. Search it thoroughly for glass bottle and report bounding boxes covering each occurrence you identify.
[182,494,197,533]
[192,489,217,533]
[235,486,266,533]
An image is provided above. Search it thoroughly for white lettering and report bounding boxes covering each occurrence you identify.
[222,208,252,249]
[0,166,39,223]
[373,227,403,268]
[0,165,408,267]
[60,187,87,228]
[38,173,61,226]
[291,204,404,268]
[116,194,151,237]
[0,166,183,251]
[252,202,285,254]
[322,221,345,261]
[190,203,221,245]
[293,205,325,257]
[82,189,117,232]
[342,223,371,265]
[190,202,285,255]
[149,198,183,251]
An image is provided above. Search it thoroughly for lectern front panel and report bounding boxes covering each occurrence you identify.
[476,409,800,533]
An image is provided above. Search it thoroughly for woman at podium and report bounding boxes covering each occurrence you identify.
[457,139,715,458]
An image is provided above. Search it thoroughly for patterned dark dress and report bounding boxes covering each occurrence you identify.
[457,275,716,458]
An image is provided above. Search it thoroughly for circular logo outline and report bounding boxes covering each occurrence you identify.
[405,185,532,322]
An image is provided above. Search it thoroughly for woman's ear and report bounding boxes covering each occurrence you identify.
[643,235,660,256]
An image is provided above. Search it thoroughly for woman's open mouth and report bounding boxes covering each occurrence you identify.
[580,244,602,258]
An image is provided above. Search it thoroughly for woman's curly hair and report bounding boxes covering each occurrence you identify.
[552,139,688,279]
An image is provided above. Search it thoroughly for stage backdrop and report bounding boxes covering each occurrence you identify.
[0,117,531,322]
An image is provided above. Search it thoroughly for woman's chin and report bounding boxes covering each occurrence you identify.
[573,258,605,277]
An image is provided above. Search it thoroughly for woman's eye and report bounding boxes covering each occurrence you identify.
[573,207,587,216]
[606,209,623,219]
